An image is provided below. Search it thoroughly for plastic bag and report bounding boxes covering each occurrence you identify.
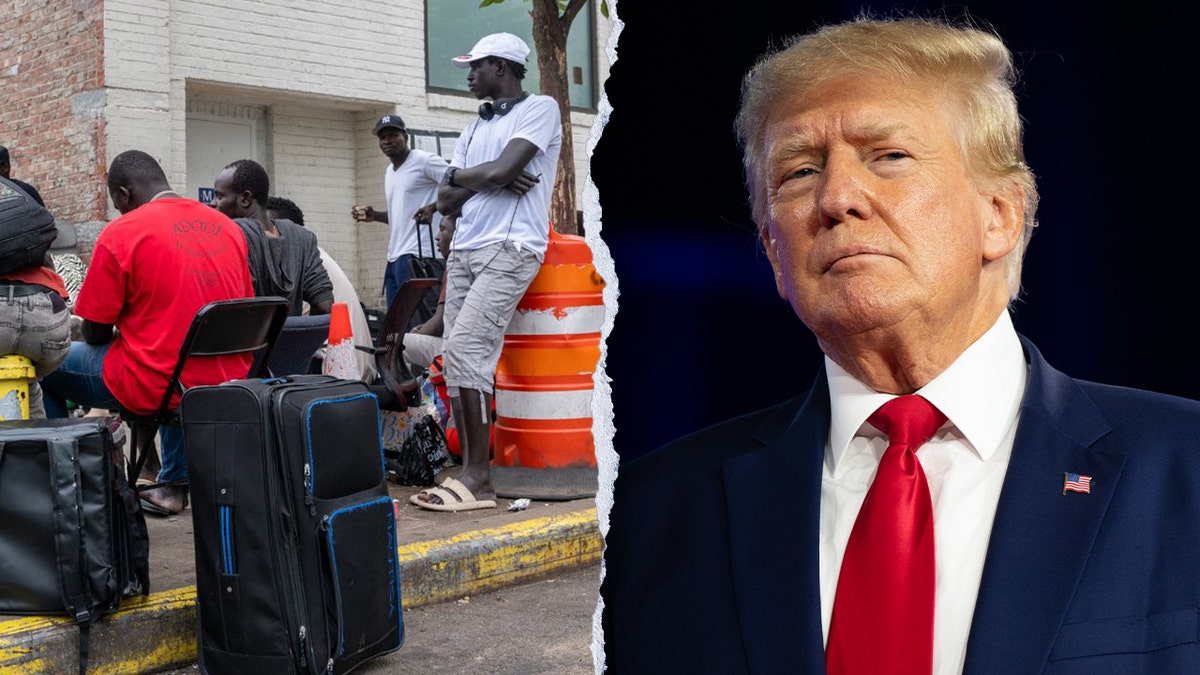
[383,414,449,486]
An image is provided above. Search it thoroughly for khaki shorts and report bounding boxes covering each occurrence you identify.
[441,241,541,397]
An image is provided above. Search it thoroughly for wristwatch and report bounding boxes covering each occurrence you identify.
[443,167,459,187]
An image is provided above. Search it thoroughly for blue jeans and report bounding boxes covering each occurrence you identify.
[383,254,415,309]
[41,342,187,482]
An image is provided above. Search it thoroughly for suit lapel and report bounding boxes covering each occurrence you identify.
[722,376,829,673]
[712,340,1126,671]
[963,339,1126,672]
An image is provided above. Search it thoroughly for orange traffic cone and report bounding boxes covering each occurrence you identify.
[322,302,361,380]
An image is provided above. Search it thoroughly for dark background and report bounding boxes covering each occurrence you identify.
[592,3,1200,463]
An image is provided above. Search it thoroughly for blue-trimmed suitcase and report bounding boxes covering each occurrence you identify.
[182,375,403,675]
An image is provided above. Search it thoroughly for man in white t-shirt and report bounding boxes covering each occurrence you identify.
[410,32,561,512]
[351,114,448,310]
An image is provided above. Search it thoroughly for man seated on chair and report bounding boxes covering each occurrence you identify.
[211,159,334,317]
[42,150,254,516]
[266,195,377,382]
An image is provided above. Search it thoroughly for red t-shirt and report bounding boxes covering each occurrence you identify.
[74,197,254,414]
[0,265,69,299]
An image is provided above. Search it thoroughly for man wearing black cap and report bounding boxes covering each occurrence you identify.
[351,114,449,309]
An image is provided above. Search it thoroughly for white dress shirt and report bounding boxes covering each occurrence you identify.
[819,311,1028,674]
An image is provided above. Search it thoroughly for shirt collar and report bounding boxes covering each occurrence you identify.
[825,311,1028,474]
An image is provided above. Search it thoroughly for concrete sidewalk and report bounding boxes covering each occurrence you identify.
[0,471,602,675]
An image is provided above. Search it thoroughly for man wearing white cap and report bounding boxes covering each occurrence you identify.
[411,32,562,511]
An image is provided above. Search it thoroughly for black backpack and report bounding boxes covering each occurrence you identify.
[0,176,58,276]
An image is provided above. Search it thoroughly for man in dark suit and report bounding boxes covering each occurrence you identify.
[601,16,1200,674]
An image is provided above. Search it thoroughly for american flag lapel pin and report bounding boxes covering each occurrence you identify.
[1063,472,1093,495]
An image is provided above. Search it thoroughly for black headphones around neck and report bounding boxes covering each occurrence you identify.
[478,93,530,120]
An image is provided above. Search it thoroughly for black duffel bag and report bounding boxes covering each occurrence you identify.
[0,418,150,675]
[0,176,57,276]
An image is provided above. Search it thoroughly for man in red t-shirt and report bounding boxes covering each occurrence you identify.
[42,150,253,515]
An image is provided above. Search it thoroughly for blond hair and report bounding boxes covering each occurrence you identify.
[734,16,1038,300]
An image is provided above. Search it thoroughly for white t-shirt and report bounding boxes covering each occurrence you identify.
[450,94,561,260]
[384,148,448,261]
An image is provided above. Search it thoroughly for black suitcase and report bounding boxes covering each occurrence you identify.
[400,217,444,329]
[182,375,403,675]
[0,417,150,673]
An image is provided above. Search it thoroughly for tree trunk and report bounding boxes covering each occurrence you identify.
[530,0,578,235]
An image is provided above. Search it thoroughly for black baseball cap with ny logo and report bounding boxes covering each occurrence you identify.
[373,114,407,136]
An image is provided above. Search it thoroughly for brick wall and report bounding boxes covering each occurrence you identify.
[0,0,108,248]
[3,0,610,297]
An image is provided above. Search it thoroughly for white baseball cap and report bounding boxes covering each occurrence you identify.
[451,33,530,68]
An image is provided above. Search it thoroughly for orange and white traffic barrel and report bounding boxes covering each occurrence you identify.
[494,228,605,468]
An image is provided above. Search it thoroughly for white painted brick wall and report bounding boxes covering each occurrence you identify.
[268,104,359,282]
[104,0,172,95]
[169,0,412,101]
[102,86,173,219]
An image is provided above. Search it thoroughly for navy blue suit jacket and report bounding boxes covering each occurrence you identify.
[601,338,1200,673]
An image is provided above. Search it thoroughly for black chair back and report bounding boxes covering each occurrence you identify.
[155,297,289,415]
[373,278,436,411]
[266,314,331,377]
[128,296,288,488]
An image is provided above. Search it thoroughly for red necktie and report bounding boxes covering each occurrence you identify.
[826,395,947,675]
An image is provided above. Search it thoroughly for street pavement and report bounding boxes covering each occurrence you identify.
[153,561,602,674]
[0,465,602,675]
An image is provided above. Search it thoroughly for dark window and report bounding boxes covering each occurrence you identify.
[426,0,597,110]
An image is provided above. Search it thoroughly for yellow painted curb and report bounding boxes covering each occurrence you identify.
[0,587,197,675]
[398,507,601,606]
[0,508,600,675]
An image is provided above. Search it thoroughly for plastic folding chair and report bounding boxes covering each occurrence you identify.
[124,296,289,489]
